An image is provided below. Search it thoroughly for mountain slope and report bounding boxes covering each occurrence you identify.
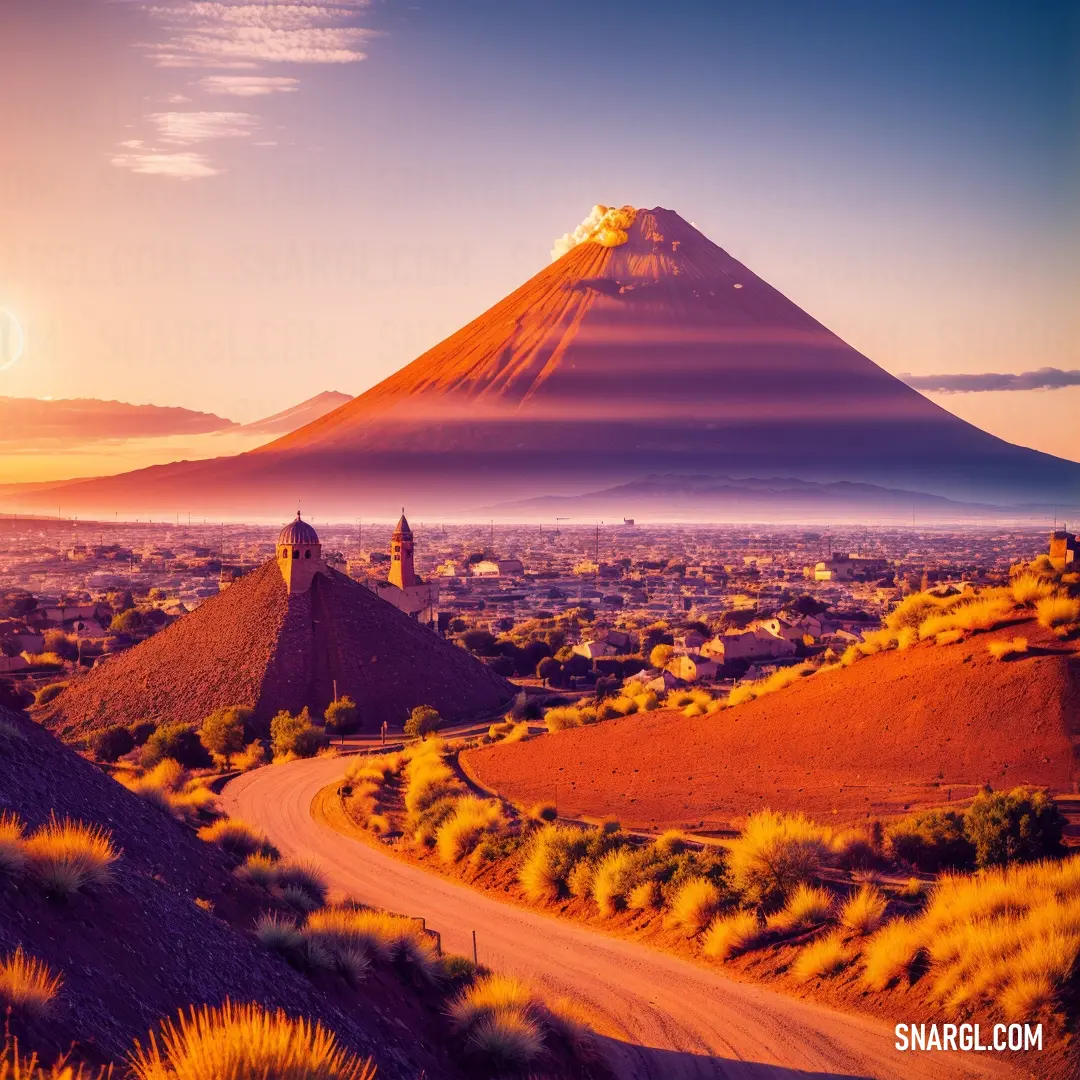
[0,704,460,1076]
[462,619,1080,830]
[238,390,353,436]
[6,207,1078,517]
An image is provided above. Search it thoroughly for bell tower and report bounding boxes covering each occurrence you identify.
[389,510,416,589]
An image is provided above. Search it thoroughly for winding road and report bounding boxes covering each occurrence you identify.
[223,756,1018,1080]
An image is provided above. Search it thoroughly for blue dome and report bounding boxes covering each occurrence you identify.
[278,512,320,546]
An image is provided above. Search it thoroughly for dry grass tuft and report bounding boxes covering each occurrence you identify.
[701,911,766,961]
[275,861,329,909]
[728,810,831,906]
[24,816,118,897]
[918,594,1014,641]
[628,880,661,911]
[669,877,725,934]
[839,885,888,937]
[793,932,855,981]
[447,972,599,1067]
[236,853,279,889]
[448,972,533,1031]
[0,1045,107,1079]
[861,917,927,990]
[255,912,304,955]
[1036,594,1080,631]
[767,883,834,935]
[435,797,505,864]
[198,818,277,860]
[590,848,640,917]
[987,637,1029,661]
[128,1001,375,1080]
[0,812,27,878]
[1011,572,1056,607]
[466,1008,544,1068]
[519,825,589,902]
[916,857,1080,1015]
[304,906,437,981]
[0,949,63,1019]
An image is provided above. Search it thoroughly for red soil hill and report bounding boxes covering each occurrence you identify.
[0,704,460,1076]
[462,621,1080,831]
[37,560,513,739]
[8,208,1078,517]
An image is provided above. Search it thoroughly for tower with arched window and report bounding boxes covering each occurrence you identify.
[277,511,324,593]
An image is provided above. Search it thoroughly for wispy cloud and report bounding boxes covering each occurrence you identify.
[113,1,378,178]
[150,110,260,144]
[903,368,1080,393]
[140,2,374,68]
[110,149,221,179]
[198,75,300,96]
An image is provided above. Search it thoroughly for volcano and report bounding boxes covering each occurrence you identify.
[11,207,1079,517]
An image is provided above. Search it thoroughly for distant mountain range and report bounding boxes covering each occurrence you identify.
[3,207,1077,519]
[480,474,1037,522]
[0,391,351,446]
[0,396,235,443]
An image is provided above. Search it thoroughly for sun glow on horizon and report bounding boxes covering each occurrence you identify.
[0,309,25,374]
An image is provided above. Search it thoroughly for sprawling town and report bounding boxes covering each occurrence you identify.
[2,508,1066,703]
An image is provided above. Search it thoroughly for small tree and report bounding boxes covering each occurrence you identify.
[649,644,673,670]
[404,705,441,739]
[963,786,1065,868]
[110,608,142,634]
[884,809,974,872]
[270,708,327,759]
[461,629,496,655]
[142,722,211,769]
[324,695,360,736]
[536,657,560,687]
[199,707,248,767]
[89,724,135,762]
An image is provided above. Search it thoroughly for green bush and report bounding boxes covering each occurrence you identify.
[142,722,212,769]
[324,695,360,735]
[404,705,442,739]
[200,707,249,766]
[963,786,1065,868]
[89,725,135,762]
[270,708,327,759]
[885,809,974,872]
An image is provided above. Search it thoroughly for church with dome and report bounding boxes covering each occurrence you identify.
[277,511,326,594]
[37,511,514,739]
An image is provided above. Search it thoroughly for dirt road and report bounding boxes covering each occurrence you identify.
[223,757,1018,1080]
